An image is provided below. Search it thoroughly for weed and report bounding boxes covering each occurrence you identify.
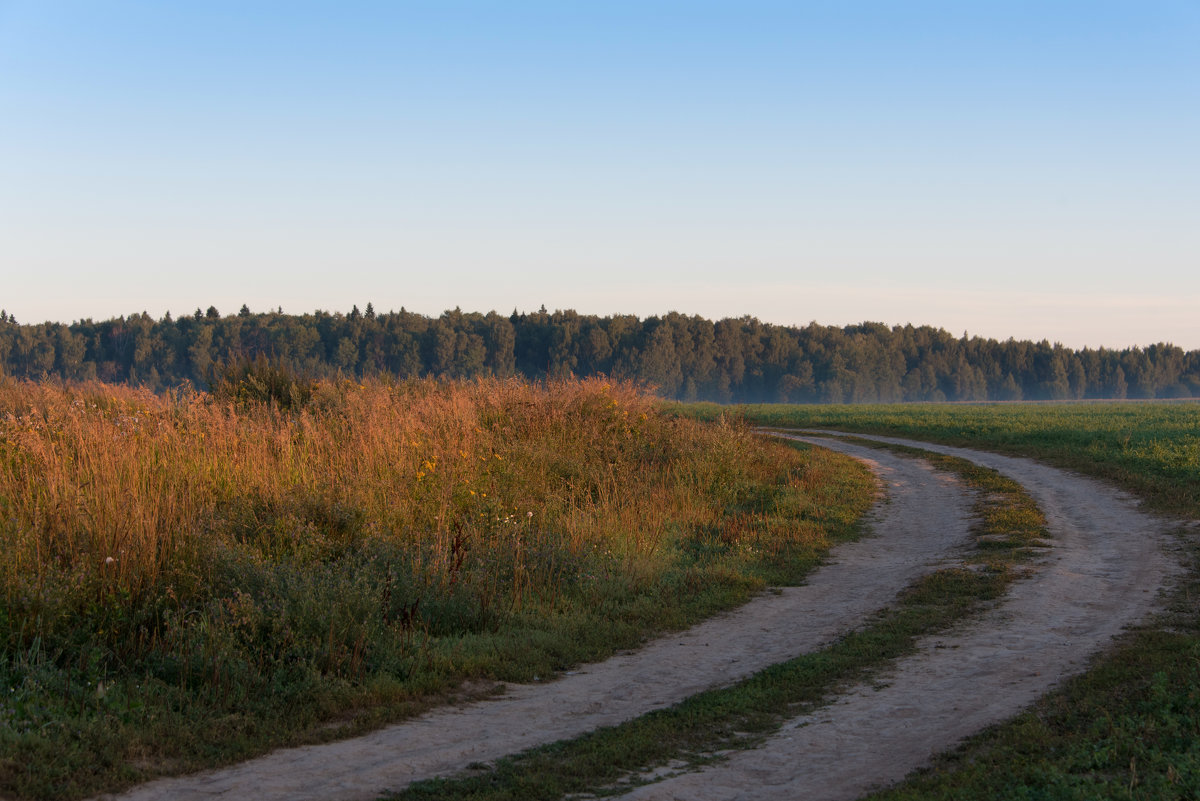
[0,377,875,799]
[380,436,1047,800]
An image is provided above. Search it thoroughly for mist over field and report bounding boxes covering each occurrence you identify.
[1,306,1197,403]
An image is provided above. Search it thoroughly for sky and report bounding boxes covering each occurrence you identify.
[1,1,1197,350]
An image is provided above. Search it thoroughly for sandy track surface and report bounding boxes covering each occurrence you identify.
[620,431,1183,801]
[101,441,980,801]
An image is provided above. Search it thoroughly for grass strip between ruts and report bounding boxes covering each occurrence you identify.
[862,571,1200,801]
[383,435,1050,801]
[674,405,1199,799]
[782,435,1200,801]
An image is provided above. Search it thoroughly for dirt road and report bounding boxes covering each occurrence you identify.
[99,433,1180,801]
[620,431,1182,800]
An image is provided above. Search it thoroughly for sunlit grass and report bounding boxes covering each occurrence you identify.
[0,376,874,800]
[383,438,1048,801]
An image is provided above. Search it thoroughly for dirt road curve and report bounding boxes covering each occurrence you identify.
[620,431,1182,800]
[98,433,1180,801]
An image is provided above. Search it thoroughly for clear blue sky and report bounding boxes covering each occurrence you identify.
[2,1,1197,349]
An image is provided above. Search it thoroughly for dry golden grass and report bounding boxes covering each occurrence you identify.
[0,376,826,616]
[1,376,877,800]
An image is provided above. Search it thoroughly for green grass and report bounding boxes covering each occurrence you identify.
[676,400,1200,516]
[381,439,1049,800]
[863,529,1200,801]
[671,401,1200,800]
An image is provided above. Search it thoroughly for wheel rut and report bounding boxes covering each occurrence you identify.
[98,434,1179,801]
[620,431,1182,800]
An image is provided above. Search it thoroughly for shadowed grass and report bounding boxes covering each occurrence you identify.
[669,402,1199,801]
[862,529,1200,801]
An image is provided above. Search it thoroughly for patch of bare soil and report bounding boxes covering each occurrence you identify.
[619,432,1183,801]
[100,442,978,801]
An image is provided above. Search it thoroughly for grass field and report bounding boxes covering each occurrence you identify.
[0,376,876,800]
[670,401,1200,800]
[683,400,1200,516]
[6,384,1195,799]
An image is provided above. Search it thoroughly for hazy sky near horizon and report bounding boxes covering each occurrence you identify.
[2,1,1198,349]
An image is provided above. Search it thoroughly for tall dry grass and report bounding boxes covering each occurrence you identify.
[2,376,839,649]
[1,375,876,799]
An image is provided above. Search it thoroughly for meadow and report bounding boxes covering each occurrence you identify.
[0,375,875,800]
[7,382,1195,800]
[673,400,1199,800]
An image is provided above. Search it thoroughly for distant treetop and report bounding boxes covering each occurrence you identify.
[1,307,1196,402]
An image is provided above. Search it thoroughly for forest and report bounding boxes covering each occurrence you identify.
[1,305,1198,403]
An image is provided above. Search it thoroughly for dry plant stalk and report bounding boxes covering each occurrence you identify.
[0,376,810,616]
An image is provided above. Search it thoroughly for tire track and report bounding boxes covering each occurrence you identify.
[620,432,1182,801]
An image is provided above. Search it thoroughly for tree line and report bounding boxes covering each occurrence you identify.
[1,305,1198,403]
